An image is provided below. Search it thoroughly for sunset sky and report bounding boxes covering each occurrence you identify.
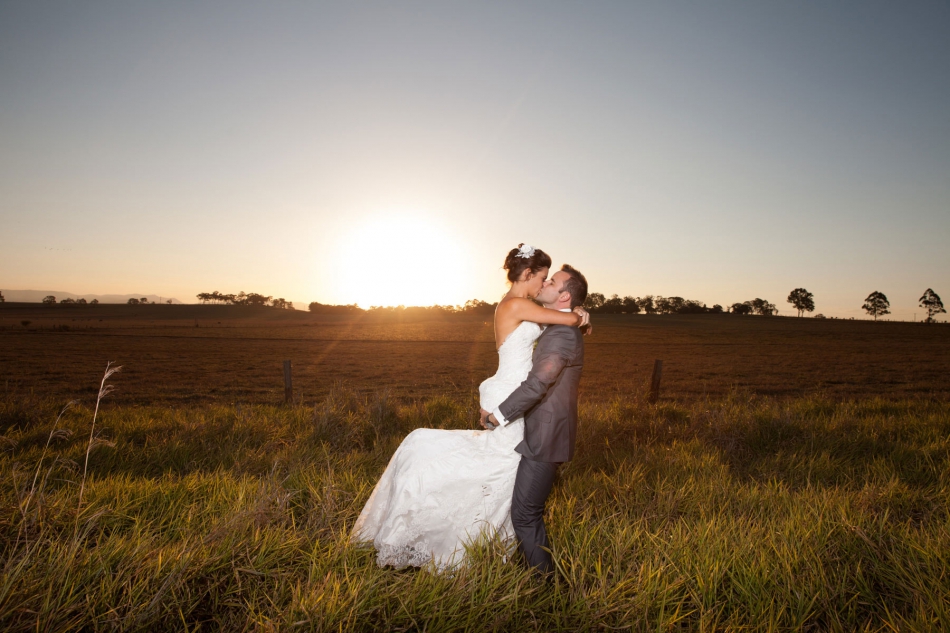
[2,2,948,318]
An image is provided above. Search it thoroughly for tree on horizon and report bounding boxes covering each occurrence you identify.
[197,291,231,304]
[638,295,656,314]
[919,288,946,323]
[594,294,641,314]
[42,295,56,305]
[862,291,890,320]
[787,288,815,317]
[243,293,272,307]
[584,293,606,310]
[197,290,293,307]
[728,299,775,316]
[459,299,495,314]
[751,298,778,316]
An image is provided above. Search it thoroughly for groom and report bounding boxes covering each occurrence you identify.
[481,264,588,574]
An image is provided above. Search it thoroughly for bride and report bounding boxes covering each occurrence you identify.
[350,244,590,570]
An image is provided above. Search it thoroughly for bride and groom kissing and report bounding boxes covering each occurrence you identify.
[352,243,590,575]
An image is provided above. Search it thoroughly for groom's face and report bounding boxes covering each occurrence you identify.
[536,271,569,306]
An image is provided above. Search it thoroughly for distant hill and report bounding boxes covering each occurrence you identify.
[0,290,184,304]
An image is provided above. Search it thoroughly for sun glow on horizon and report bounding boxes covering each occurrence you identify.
[326,213,474,308]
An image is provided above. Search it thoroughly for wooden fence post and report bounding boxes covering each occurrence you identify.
[283,360,293,404]
[649,359,663,404]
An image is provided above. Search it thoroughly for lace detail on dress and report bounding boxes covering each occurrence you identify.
[351,321,542,571]
[376,543,436,570]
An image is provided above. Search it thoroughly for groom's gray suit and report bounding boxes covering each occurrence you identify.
[492,323,584,573]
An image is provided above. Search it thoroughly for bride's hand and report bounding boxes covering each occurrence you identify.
[573,307,590,327]
[573,307,593,335]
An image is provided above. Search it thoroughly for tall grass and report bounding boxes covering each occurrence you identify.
[76,362,120,530]
[1,381,948,631]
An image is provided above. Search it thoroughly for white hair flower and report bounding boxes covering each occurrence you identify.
[516,244,536,258]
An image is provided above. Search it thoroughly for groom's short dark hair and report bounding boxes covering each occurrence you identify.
[559,264,588,308]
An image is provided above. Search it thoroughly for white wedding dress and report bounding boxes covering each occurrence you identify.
[351,320,542,570]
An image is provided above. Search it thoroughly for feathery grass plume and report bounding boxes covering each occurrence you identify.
[75,362,121,527]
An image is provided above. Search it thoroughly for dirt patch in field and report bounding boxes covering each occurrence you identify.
[2,304,948,406]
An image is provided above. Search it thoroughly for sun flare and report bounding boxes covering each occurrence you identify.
[328,214,472,308]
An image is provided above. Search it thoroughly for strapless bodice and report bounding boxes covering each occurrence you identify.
[480,321,542,412]
[496,321,541,383]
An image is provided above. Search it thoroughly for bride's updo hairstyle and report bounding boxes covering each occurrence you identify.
[503,244,552,283]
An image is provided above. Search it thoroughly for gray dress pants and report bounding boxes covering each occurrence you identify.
[511,456,559,573]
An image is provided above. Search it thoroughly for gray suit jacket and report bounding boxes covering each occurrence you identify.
[497,324,584,463]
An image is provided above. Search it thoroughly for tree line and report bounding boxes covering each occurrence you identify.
[303,288,946,322]
[583,287,944,322]
[196,291,293,309]
[26,286,945,322]
[41,296,99,305]
[582,294,782,316]
[36,296,174,305]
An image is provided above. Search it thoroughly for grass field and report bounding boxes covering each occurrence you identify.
[1,305,949,630]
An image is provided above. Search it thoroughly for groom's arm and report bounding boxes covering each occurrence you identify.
[491,327,575,427]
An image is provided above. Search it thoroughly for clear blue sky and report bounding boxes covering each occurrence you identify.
[2,1,948,318]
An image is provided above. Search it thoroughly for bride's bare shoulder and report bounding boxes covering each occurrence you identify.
[495,296,532,315]
[493,297,528,348]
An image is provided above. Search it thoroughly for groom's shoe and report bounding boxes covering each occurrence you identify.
[513,548,553,583]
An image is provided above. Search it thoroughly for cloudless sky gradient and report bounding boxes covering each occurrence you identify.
[1,1,948,318]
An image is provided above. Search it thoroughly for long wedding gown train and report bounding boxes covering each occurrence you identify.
[350,320,542,570]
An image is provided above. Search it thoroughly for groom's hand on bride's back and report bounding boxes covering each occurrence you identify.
[479,408,497,430]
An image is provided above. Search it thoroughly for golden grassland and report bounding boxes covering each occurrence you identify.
[1,304,949,630]
[2,390,949,631]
